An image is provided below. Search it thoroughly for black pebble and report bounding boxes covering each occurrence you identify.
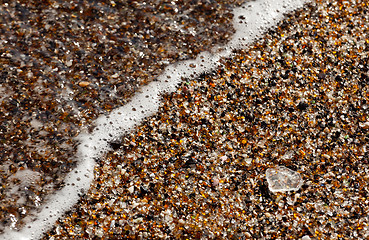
[297,102,309,111]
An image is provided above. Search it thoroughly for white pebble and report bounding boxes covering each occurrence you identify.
[266,166,303,193]
[128,186,134,193]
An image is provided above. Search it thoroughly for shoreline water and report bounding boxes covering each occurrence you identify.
[46,0,369,238]
[0,0,244,236]
[1,0,309,239]
[1,0,244,224]
[3,0,369,239]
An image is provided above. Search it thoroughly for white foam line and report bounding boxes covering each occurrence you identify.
[1,0,309,239]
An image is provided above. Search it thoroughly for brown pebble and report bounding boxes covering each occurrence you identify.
[78,81,90,87]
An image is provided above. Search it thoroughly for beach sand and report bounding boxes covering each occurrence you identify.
[2,0,369,239]
[0,0,243,233]
[41,0,369,239]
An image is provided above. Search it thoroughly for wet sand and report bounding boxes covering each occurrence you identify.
[41,0,369,239]
[2,0,369,239]
[0,0,243,232]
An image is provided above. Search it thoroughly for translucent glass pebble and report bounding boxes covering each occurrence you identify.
[266,166,303,193]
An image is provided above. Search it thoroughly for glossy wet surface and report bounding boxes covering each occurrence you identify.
[0,0,243,233]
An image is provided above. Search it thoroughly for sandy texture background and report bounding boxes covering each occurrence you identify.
[1,0,369,239]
